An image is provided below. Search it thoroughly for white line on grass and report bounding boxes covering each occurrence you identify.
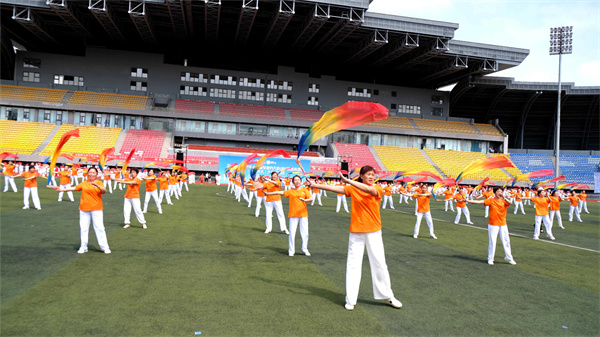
[387,208,600,253]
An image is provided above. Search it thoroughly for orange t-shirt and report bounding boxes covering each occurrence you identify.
[549,196,562,211]
[531,197,550,216]
[75,180,104,211]
[124,178,141,198]
[567,195,579,207]
[256,186,266,197]
[263,181,281,202]
[284,188,311,218]
[169,175,177,185]
[383,186,392,196]
[181,174,188,182]
[158,177,169,190]
[344,184,383,233]
[58,171,71,185]
[515,192,522,202]
[578,193,587,201]
[484,198,510,226]
[144,176,157,192]
[453,193,467,208]
[71,167,78,176]
[336,183,345,196]
[4,164,15,176]
[416,193,431,213]
[443,190,454,201]
[21,171,38,188]
[103,172,111,181]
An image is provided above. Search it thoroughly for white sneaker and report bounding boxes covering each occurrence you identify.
[264,230,271,234]
[413,234,418,239]
[454,222,458,224]
[547,234,555,241]
[283,229,289,235]
[504,257,517,265]
[303,250,311,256]
[123,224,130,229]
[488,260,494,265]
[533,236,539,240]
[430,234,438,240]
[142,224,147,229]
[385,298,403,309]
[77,248,88,254]
[158,210,163,214]
[103,249,112,254]
[143,210,147,213]
[289,253,294,257]
[344,303,354,311]
[22,206,29,209]
[467,222,474,224]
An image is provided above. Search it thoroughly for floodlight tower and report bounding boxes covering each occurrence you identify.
[549,26,573,187]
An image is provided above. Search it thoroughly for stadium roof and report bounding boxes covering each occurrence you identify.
[0,0,528,89]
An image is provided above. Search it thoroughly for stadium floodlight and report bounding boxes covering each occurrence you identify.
[549,26,573,187]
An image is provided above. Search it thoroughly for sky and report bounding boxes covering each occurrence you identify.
[368,0,600,89]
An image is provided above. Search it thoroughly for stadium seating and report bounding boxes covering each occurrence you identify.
[40,124,121,156]
[473,123,503,137]
[68,91,148,110]
[0,120,55,154]
[0,84,68,103]
[488,153,526,181]
[174,99,215,115]
[120,129,166,158]
[364,116,414,130]
[167,155,219,166]
[219,103,286,120]
[506,153,555,183]
[559,154,599,185]
[424,149,510,181]
[334,143,382,171]
[372,145,436,173]
[412,119,478,135]
[289,108,324,122]
[187,145,319,157]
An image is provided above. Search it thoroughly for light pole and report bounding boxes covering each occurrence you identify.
[549,26,573,187]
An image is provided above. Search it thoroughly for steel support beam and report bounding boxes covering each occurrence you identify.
[416,55,467,85]
[393,37,449,70]
[263,0,295,48]
[290,4,328,51]
[204,0,221,42]
[128,0,156,44]
[369,33,418,67]
[344,29,387,65]
[46,0,92,37]
[89,0,125,41]
[11,6,59,44]
[234,0,258,46]
[316,8,363,53]
[165,0,189,38]
[485,88,508,122]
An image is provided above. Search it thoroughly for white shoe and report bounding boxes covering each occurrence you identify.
[504,257,516,265]
[488,260,494,265]
[264,230,271,234]
[546,234,555,241]
[533,236,539,240]
[413,234,418,239]
[36,208,41,210]
[158,210,163,214]
[345,303,354,311]
[142,224,147,229]
[289,253,294,257]
[22,206,29,209]
[77,248,88,254]
[143,210,147,213]
[454,222,458,224]
[303,250,311,256]
[283,229,289,235]
[560,226,565,229]
[123,224,130,229]
[385,298,402,309]
[430,234,438,240]
[467,222,474,224]
[103,249,112,254]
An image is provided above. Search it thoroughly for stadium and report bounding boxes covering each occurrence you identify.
[1,0,599,336]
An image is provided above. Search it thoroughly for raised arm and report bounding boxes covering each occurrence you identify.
[340,175,378,196]
[306,180,346,194]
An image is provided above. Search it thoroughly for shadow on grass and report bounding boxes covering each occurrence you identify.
[252,276,343,306]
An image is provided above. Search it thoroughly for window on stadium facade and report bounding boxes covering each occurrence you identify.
[181,72,207,83]
[239,90,264,101]
[267,80,292,91]
[176,120,205,133]
[431,95,444,104]
[23,58,41,68]
[347,87,371,98]
[266,93,291,104]
[209,88,236,99]
[269,126,299,139]
[131,81,147,92]
[239,124,267,137]
[431,107,443,116]
[207,122,236,135]
[398,104,420,114]
[382,134,408,147]
[23,71,40,82]
[307,96,318,105]
[180,85,207,96]
[54,74,84,86]
[131,68,148,78]
[308,83,320,93]
[210,74,237,86]
[239,77,265,88]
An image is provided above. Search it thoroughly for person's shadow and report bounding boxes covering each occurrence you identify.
[251,276,343,306]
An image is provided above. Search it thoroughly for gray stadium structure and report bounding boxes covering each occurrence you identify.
[0,0,598,158]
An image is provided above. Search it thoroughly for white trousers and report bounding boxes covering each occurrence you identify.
[168,185,180,199]
[4,176,17,192]
[159,189,172,204]
[524,199,531,205]
[105,180,113,193]
[289,217,309,255]
[182,181,189,191]
[513,201,525,214]
[488,225,513,262]
[247,190,256,207]
[255,196,265,217]
[311,191,322,206]
[80,210,109,251]
[58,184,74,201]
[401,194,409,204]
[23,187,41,209]
[569,205,582,222]
[50,176,57,187]
[71,175,79,185]
[444,200,454,211]
[485,206,489,218]
[578,201,589,213]
[336,195,349,213]
[534,215,553,239]
[455,206,471,223]
[265,200,287,232]
[382,195,394,209]
[143,190,162,213]
[346,231,395,306]
[124,198,146,225]
[414,211,434,237]
[549,210,564,228]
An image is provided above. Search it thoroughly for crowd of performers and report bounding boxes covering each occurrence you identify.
[2,160,191,254]
[224,167,592,310]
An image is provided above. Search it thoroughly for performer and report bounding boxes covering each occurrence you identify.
[307,166,402,311]
[578,190,589,214]
[20,165,41,210]
[453,189,473,224]
[381,183,395,209]
[262,172,289,234]
[477,187,494,218]
[2,160,18,192]
[71,165,79,185]
[513,188,526,215]
[157,172,172,205]
[403,183,437,239]
[103,167,113,193]
[443,187,455,212]
[549,190,566,229]
[142,169,162,214]
[180,172,189,192]
[116,168,147,229]
[265,175,314,257]
[254,176,266,217]
[521,189,555,241]
[467,187,516,265]
[57,165,75,202]
[167,172,180,200]
[54,167,111,254]
[335,180,349,213]
[310,179,322,206]
[567,191,583,222]
[247,178,257,208]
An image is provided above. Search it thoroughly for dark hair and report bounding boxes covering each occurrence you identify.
[493,187,503,194]
[357,165,376,183]
[292,175,302,183]
[130,168,138,174]
[551,190,558,197]
[271,171,278,177]
[28,165,35,170]
[88,167,98,174]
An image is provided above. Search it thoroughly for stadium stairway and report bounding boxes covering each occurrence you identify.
[409,119,420,130]
[32,125,62,155]
[368,146,387,171]
[420,149,447,178]
[161,133,172,158]
[113,129,129,153]
[470,125,484,135]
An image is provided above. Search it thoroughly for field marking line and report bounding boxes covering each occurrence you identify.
[386,208,600,254]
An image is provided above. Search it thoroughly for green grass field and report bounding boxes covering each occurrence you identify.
[1,179,599,336]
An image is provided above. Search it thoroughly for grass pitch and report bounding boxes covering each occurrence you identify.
[1,179,599,336]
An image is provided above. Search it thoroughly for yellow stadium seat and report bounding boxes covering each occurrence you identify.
[0,120,55,154]
[68,91,148,110]
[0,85,68,103]
[40,124,121,156]
[372,145,437,173]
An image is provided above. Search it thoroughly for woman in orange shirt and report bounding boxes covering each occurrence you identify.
[253,176,266,217]
[548,190,567,229]
[116,168,147,229]
[443,187,455,212]
[307,166,402,311]
[578,190,589,214]
[262,172,288,234]
[142,169,162,215]
[335,180,349,213]
[3,160,18,192]
[310,179,322,206]
[55,167,111,254]
[567,191,583,222]
[381,182,395,210]
[20,165,41,210]
[521,189,555,241]
[468,187,516,265]
[403,183,437,239]
[265,175,314,256]
[453,190,473,224]
[157,172,172,205]
[57,165,75,202]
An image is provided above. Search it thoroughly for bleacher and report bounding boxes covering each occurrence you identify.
[187,145,319,157]
[507,153,555,183]
[424,149,510,181]
[121,129,166,158]
[288,108,324,122]
[559,154,599,185]
[372,145,436,173]
[0,120,55,154]
[174,99,215,115]
[0,85,68,103]
[488,153,526,181]
[473,123,503,137]
[365,116,414,130]
[412,119,478,135]
[335,143,382,171]
[219,103,286,120]
[68,91,148,110]
[40,124,121,156]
